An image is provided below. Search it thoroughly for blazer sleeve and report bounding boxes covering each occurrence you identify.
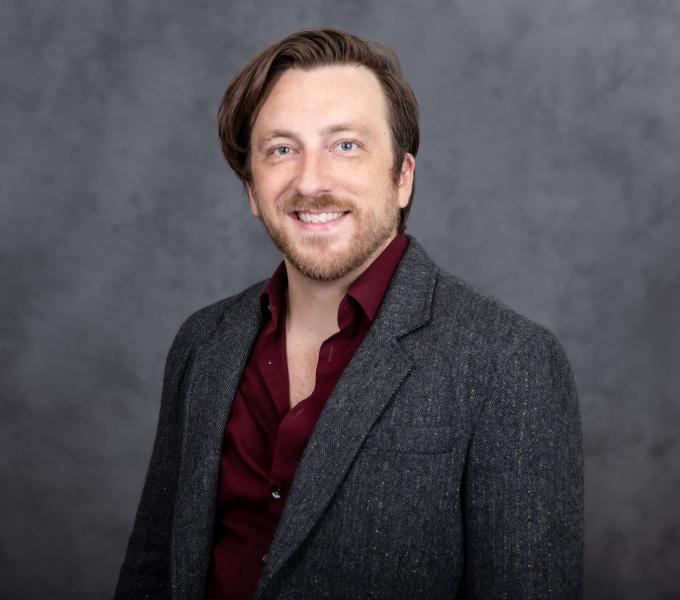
[462,328,584,599]
[114,317,197,599]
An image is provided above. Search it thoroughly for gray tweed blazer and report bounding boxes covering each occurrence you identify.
[115,237,583,599]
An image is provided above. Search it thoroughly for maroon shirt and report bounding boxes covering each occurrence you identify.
[206,234,408,600]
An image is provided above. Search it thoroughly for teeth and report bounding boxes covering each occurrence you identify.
[298,211,344,224]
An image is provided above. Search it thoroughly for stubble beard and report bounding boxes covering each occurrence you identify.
[254,192,400,282]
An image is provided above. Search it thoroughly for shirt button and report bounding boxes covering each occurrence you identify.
[266,359,273,366]
[271,484,283,500]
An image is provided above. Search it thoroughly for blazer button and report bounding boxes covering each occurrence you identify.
[271,484,283,500]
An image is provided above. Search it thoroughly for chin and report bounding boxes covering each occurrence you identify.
[286,250,360,282]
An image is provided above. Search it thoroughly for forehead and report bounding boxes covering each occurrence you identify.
[251,64,390,138]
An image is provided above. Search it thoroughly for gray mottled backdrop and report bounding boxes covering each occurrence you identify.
[1,0,678,598]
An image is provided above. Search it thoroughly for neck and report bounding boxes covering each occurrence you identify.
[284,235,395,338]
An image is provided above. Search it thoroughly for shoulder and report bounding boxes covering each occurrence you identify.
[429,268,579,432]
[169,279,267,356]
[430,267,569,370]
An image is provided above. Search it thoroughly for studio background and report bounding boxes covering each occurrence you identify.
[1,1,678,598]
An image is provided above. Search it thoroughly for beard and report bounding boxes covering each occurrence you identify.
[253,191,400,282]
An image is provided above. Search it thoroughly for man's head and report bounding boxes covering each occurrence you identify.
[218,29,419,280]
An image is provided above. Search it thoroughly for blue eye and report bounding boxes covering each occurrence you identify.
[338,141,357,152]
[272,146,291,155]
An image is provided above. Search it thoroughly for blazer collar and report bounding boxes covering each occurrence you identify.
[255,236,438,597]
[171,285,264,599]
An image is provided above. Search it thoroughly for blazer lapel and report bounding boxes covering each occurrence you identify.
[256,238,438,597]
[171,287,264,600]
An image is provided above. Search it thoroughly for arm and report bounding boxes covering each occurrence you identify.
[114,317,196,599]
[463,329,584,599]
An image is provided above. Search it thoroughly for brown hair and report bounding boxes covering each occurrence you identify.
[217,28,420,232]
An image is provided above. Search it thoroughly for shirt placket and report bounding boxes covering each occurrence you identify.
[258,304,292,516]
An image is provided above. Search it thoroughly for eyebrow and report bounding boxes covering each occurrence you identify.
[256,129,300,147]
[255,123,374,148]
[322,123,373,138]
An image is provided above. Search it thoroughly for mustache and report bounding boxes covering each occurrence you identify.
[280,194,354,213]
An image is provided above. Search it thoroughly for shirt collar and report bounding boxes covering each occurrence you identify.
[260,260,288,328]
[346,233,408,322]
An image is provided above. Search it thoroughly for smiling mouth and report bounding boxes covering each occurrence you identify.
[294,211,350,224]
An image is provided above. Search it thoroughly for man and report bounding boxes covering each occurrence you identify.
[115,28,583,600]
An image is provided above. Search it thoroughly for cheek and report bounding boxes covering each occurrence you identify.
[336,162,383,194]
[251,171,290,203]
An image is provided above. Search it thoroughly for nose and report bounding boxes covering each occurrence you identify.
[294,150,331,198]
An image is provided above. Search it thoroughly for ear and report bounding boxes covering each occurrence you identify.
[397,153,415,209]
[245,183,260,217]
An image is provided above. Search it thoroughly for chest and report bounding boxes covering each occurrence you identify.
[286,337,323,408]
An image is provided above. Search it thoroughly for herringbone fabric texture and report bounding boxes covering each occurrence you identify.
[115,237,583,600]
